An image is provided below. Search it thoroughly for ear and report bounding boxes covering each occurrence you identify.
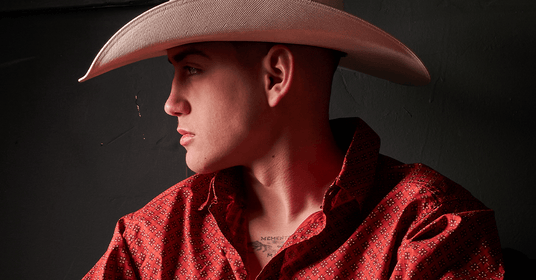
[261,44,294,107]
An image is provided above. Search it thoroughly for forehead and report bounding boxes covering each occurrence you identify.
[166,42,237,62]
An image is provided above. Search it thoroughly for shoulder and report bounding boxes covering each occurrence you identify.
[375,155,484,210]
[369,158,504,278]
[118,172,216,233]
[363,155,493,239]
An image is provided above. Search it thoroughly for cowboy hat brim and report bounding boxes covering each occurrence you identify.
[79,0,430,86]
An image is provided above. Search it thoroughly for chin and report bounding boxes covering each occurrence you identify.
[185,156,220,175]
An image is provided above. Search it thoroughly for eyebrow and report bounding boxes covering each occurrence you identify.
[168,48,211,64]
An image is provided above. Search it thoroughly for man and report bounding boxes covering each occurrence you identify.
[80,0,504,279]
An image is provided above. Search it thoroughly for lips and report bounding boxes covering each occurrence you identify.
[177,128,195,146]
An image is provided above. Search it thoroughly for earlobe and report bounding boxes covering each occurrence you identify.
[262,45,294,107]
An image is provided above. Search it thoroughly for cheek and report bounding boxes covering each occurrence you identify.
[191,83,246,149]
[207,71,260,124]
[185,66,267,172]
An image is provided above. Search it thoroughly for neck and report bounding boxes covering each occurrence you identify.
[243,118,344,227]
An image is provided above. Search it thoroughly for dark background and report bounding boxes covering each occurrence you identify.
[1,0,534,278]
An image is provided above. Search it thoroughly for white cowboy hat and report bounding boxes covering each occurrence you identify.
[79,0,430,85]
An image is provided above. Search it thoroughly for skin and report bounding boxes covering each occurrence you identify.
[165,41,344,278]
[165,42,272,174]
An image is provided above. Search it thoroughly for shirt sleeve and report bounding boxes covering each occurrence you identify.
[392,207,505,279]
[83,217,139,280]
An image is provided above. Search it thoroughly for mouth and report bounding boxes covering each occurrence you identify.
[177,128,195,146]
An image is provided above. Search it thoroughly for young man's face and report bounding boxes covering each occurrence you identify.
[165,42,270,174]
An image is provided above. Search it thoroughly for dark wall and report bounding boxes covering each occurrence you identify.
[1,0,534,278]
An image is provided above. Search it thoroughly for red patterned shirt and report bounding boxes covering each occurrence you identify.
[83,118,504,279]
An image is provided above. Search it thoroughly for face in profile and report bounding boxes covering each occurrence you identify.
[165,42,271,174]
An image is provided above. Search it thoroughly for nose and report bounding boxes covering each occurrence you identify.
[164,81,191,117]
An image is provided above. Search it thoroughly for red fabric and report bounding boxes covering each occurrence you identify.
[83,118,504,279]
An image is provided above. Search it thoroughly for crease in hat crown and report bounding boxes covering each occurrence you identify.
[79,0,430,85]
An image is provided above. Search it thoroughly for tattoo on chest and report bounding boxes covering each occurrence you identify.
[248,236,289,258]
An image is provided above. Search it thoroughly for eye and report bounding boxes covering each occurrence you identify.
[184,66,200,75]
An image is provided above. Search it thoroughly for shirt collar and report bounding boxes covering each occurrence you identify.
[329,118,381,210]
[198,166,246,211]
